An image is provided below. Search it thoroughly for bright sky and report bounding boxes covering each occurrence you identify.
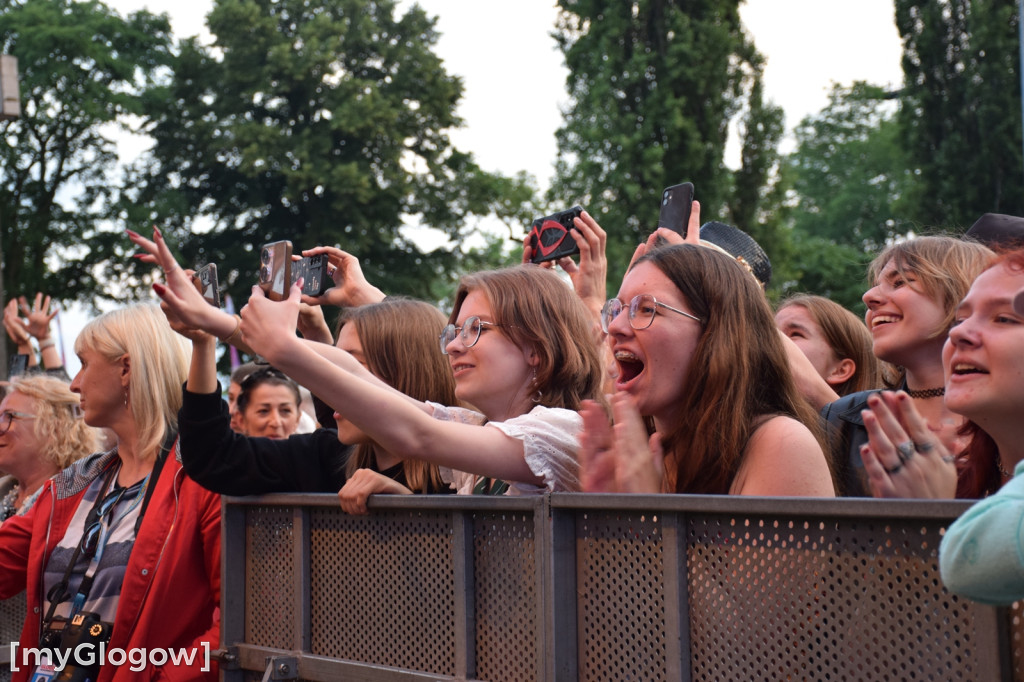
[54,0,904,374]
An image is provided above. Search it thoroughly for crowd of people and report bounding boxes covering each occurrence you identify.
[0,200,1023,679]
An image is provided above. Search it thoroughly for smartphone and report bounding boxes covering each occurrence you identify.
[291,254,331,297]
[192,263,222,308]
[658,182,695,238]
[258,240,293,301]
[528,205,584,263]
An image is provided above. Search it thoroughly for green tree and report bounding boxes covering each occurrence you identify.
[0,0,172,305]
[895,0,1024,228]
[127,0,533,305]
[548,0,783,288]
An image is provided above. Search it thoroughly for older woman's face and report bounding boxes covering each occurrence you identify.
[0,391,48,480]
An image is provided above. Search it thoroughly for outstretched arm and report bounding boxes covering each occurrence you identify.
[127,227,254,353]
[239,282,542,484]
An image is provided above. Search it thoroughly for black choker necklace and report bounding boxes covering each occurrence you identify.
[905,386,945,399]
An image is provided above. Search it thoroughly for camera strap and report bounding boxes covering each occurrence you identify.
[39,429,177,641]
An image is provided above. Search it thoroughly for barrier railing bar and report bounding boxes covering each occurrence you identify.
[549,493,975,520]
[293,505,311,653]
[662,510,690,682]
[224,493,536,511]
[220,499,247,682]
[545,498,577,681]
[233,643,466,681]
[451,508,475,679]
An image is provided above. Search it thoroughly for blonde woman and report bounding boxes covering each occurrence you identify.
[0,304,220,682]
[0,374,100,521]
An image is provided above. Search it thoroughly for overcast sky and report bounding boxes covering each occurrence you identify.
[56,0,904,373]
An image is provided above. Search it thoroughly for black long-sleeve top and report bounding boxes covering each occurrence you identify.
[179,383,354,495]
[178,383,453,497]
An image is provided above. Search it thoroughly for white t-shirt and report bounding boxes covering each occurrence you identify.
[427,403,582,495]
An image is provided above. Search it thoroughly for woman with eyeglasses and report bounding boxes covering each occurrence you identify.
[239,263,604,496]
[579,244,835,496]
[0,304,220,681]
[0,375,99,521]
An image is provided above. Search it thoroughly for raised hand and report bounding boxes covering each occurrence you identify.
[860,391,958,499]
[298,246,385,308]
[128,227,239,341]
[238,280,304,365]
[630,200,701,269]
[18,293,58,340]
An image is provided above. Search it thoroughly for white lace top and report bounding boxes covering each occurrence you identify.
[426,403,582,495]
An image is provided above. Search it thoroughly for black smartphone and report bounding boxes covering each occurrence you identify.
[291,254,331,297]
[258,240,293,301]
[658,182,695,238]
[192,263,222,308]
[528,205,584,263]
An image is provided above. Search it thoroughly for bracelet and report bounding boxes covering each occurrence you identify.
[37,337,56,350]
[219,315,243,345]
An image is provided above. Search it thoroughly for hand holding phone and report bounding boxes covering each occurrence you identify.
[258,241,332,300]
[192,264,222,308]
[528,206,584,263]
[259,241,293,301]
[658,182,695,238]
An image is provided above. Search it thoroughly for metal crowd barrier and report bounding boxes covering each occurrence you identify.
[219,494,1019,682]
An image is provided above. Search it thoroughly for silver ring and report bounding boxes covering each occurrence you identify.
[886,462,904,475]
[896,441,915,463]
[914,441,934,453]
[942,456,955,464]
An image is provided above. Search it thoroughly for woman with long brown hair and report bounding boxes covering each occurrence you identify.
[580,244,835,496]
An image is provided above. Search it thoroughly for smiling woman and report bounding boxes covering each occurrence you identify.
[821,236,994,497]
[0,375,99,522]
[238,264,604,497]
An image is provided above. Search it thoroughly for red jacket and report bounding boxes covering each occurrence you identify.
[0,449,220,682]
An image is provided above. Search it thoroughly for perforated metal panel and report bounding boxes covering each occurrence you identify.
[576,510,668,682]
[1011,600,1024,681]
[687,514,987,681]
[0,592,20,682]
[472,510,539,682]
[308,507,456,674]
[244,506,296,649]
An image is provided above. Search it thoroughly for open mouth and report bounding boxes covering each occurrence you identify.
[614,351,645,385]
[870,314,900,329]
[951,362,987,376]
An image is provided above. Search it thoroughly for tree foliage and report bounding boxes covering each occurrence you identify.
[895,0,1024,228]
[0,0,172,306]
[548,0,784,289]
[126,0,533,305]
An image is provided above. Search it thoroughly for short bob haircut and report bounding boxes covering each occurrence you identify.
[449,265,603,412]
[74,304,190,459]
[635,244,829,494]
[7,374,100,469]
[777,294,881,396]
[867,236,994,340]
[339,297,457,493]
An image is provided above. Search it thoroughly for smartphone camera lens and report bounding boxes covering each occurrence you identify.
[259,265,271,283]
[260,248,271,265]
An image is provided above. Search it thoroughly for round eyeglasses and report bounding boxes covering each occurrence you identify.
[600,294,702,333]
[439,316,500,355]
[0,410,36,436]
